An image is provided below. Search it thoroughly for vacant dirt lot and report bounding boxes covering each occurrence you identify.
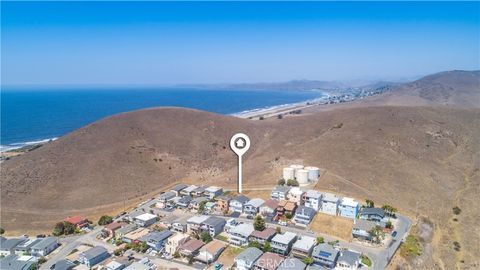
[310,212,354,241]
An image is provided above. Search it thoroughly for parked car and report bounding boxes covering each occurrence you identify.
[392,231,398,237]
[215,262,223,270]
[278,220,287,226]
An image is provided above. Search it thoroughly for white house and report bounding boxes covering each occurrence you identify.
[204,186,223,199]
[229,195,250,213]
[336,250,361,270]
[134,213,157,227]
[228,223,254,246]
[303,190,322,211]
[287,187,304,205]
[30,237,58,257]
[195,240,226,264]
[320,193,340,216]
[243,198,265,216]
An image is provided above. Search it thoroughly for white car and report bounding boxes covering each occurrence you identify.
[278,220,287,226]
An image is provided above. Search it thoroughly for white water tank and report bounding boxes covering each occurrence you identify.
[289,164,304,178]
[283,167,295,180]
[305,166,320,181]
[296,169,309,185]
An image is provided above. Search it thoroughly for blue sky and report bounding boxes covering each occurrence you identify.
[2,1,479,86]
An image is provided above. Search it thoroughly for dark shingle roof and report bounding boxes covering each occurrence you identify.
[31,237,57,250]
[203,216,226,227]
[81,246,108,260]
[232,195,250,204]
[0,238,26,250]
[171,183,189,192]
[235,247,263,264]
[360,207,385,217]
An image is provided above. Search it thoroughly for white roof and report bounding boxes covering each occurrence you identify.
[135,213,157,221]
[341,197,359,207]
[246,198,265,208]
[322,193,339,203]
[305,190,322,199]
[124,262,150,270]
[289,187,304,196]
[106,261,124,270]
[205,186,222,192]
[272,232,297,244]
[230,223,255,237]
[184,185,198,192]
[187,215,209,224]
[293,236,316,251]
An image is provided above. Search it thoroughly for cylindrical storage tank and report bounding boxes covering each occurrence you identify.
[305,166,320,181]
[282,167,295,180]
[296,169,309,185]
[289,164,304,178]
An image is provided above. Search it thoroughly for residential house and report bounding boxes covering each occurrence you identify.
[134,213,157,227]
[228,223,255,246]
[50,259,76,270]
[291,236,316,258]
[303,190,323,211]
[180,185,198,196]
[186,215,210,235]
[171,222,187,233]
[259,199,278,217]
[320,193,339,216]
[201,216,226,237]
[224,218,241,233]
[336,250,361,270]
[214,196,231,214]
[312,243,339,269]
[115,224,137,239]
[352,219,377,241]
[102,222,123,238]
[275,200,297,221]
[140,230,173,251]
[105,260,126,270]
[64,216,88,228]
[338,198,360,219]
[277,257,306,270]
[230,195,250,213]
[177,196,192,208]
[244,198,265,216]
[359,208,385,222]
[270,232,297,256]
[178,238,204,258]
[124,261,151,270]
[293,206,317,227]
[204,186,223,199]
[14,238,42,255]
[287,187,304,205]
[191,186,207,197]
[0,254,37,270]
[253,252,284,270]
[190,197,209,213]
[29,237,58,257]
[234,247,263,270]
[156,191,176,209]
[79,246,109,268]
[122,228,150,243]
[249,228,276,245]
[0,238,26,256]
[170,183,188,196]
[204,201,216,213]
[165,233,190,255]
[271,186,290,201]
[195,240,226,264]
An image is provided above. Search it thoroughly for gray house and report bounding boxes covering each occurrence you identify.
[0,254,36,270]
[293,206,317,226]
[0,238,26,256]
[229,195,250,213]
[177,195,193,208]
[271,186,291,200]
[278,257,307,270]
[336,250,361,270]
[359,208,385,222]
[243,198,265,216]
[79,246,110,267]
[30,237,59,257]
[271,232,297,256]
[312,243,339,269]
[140,230,173,251]
[170,183,189,196]
[14,238,42,255]
[234,247,263,270]
[352,219,377,241]
[202,216,226,237]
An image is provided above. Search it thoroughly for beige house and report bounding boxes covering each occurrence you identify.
[165,233,190,255]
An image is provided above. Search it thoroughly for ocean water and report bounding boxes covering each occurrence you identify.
[1,88,323,150]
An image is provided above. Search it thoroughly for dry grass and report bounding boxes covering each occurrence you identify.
[209,245,245,269]
[310,212,353,241]
[240,190,272,200]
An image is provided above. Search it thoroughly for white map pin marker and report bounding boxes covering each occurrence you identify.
[230,133,250,193]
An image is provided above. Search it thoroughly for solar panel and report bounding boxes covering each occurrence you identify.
[319,251,332,257]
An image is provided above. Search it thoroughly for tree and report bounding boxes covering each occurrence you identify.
[277,179,286,186]
[385,220,393,229]
[114,248,122,256]
[253,215,266,231]
[368,225,384,244]
[286,179,299,187]
[0,228,4,235]
[52,222,65,236]
[248,241,262,249]
[38,257,47,264]
[316,236,324,244]
[302,257,314,265]
[200,232,213,243]
[63,222,76,235]
[263,241,272,252]
[115,239,123,246]
[275,226,282,234]
[198,201,207,213]
[365,199,375,208]
[98,215,113,225]
[285,213,292,219]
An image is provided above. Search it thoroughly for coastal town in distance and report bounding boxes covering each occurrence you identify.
[1,162,410,270]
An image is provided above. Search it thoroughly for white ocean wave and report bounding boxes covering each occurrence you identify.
[0,137,58,152]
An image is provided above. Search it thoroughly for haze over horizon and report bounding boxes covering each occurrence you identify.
[2,1,479,87]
